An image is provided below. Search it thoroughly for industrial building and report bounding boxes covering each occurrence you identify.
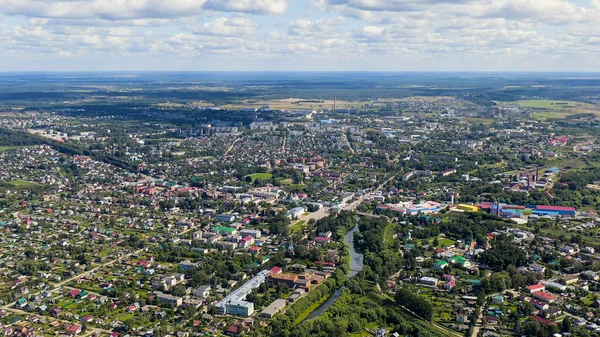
[259,299,287,318]
[419,277,439,288]
[215,269,271,317]
[456,204,479,212]
[285,207,306,220]
[533,205,576,217]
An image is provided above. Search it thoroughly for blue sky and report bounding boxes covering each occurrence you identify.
[0,0,599,71]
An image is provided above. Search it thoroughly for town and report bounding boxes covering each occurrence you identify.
[1,72,600,337]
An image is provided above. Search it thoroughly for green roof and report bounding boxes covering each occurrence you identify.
[449,256,467,264]
[212,226,235,233]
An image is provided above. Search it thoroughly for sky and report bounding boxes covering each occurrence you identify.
[0,0,599,72]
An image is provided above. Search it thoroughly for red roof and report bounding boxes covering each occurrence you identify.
[315,237,331,242]
[270,266,282,274]
[226,325,238,334]
[534,292,556,300]
[536,205,576,212]
[526,284,544,292]
[532,315,555,325]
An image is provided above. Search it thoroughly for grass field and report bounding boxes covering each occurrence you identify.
[246,173,273,182]
[516,99,600,120]
[290,220,306,234]
[6,179,43,189]
[517,100,571,109]
[383,223,396,248]
[416,236,456,248]
[222,98,366,111]
[0,146,23,152]
[292,292,334,326]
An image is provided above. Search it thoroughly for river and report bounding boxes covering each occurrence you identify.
[306,224,364,320]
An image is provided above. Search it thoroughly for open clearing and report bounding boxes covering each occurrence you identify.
[222,98,366,111]
[247,173,273,182]
[6,180,43,189]
[515,99,600,120]
[0,146,23,152]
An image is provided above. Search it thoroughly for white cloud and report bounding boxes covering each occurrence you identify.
[191,17,258,37]
[0,0,599,70]
[0,0,287,20]
[203,0,288,15]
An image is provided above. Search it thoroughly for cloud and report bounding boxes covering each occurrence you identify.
[0,0,287,20]
[191,17,259,37]
[287,17,345,36]
[203,0,288,15]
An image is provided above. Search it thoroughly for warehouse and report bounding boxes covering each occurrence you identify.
[534,205,576,217]
[260,299,287,318]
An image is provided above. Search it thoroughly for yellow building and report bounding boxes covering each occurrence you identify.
[457,204,479,212]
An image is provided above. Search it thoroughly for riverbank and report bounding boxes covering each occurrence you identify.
[292,290,335,325]
[300,224,365,322]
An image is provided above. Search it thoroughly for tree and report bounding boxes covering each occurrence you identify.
[561,317,573,333]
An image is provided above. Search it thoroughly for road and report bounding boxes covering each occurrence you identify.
[341,132,355,154]
[224,137,240,156]
[292,172,397,225]
[341,173,397,211]
[470,290,507,337]
[282,134,287,154]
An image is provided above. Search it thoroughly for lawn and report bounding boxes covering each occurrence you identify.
[278,178,293,185]
[290,220,306,234]
[246,173,273,182]
[4,179,44,189]
[383,223,396,248]
[0,146,22,152]
[516,99,600,120]
[517,100,571,109]
[416,236,456,248]
[292,292,334,326]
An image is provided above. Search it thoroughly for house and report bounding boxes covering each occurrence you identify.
[448,256,471,268]
[492,295,504,304]
[193,285,212,298]
[286,207,306,220]
[533,292,556,303]
[67,325,82,335]
[419,277,439,288]
[81,315,93,323]
[528,263,546,273]
[444,278,456,291]
[544,307,562,317]
[216,214,236,223]
[15,297,27,308]
[486,316,499,325]
[561,274,579,285]
[526,284,545,293]
[434,260,449,270]
[314,237,331,245]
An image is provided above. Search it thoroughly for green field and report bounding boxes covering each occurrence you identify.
[517,100,571,109]
[292,291,334,326]
[383,223,396,248]
[0,146,23,152]
[416,236,456,248]
[247,173,273,182]
[4,179,43,189]
[290,220,306,234]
